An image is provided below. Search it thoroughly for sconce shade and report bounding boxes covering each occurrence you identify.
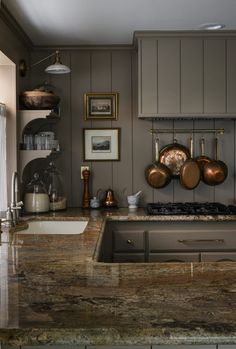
[45,63,71,74]
[45,50,71,74]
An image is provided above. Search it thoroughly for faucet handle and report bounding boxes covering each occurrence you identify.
[11,201,23,209]
[16,201,24,207]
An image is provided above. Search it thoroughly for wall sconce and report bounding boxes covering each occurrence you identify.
[19,50,71,77]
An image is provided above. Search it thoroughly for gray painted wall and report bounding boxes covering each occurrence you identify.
[30,49,236,207]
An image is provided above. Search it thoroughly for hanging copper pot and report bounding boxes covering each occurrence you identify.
[195,138,212,172]
[202,137,228,186]
[145,138,172,188]
[179,137,201,190]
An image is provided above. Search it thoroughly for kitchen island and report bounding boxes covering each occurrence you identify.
[1,208,236,346]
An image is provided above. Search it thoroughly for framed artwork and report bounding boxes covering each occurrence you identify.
[83,128,120,161]
[84,92,118,120]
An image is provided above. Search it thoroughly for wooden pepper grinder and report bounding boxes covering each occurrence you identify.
[82,168,90,208]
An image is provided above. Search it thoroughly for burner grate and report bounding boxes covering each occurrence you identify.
[146,202,236,215]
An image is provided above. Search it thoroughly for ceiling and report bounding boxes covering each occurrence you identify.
[3,0,236,46]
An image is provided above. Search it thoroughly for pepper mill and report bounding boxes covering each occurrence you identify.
[82,168,90,208]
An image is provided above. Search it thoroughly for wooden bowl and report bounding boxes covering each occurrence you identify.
[20,90,60,110]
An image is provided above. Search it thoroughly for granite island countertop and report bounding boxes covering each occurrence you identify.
[1,208,236,346]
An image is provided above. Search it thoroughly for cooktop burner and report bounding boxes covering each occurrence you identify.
[146,202,236,215]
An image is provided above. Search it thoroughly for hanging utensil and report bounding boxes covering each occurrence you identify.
[159,139,190,177]
[179,137,201,190]
[145,138,172,188]
[195,138,212,177]
[202,137,228,186]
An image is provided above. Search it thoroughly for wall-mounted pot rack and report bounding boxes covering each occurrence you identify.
[149,128,225,135]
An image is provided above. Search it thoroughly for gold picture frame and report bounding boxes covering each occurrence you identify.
[84,92,118,120]
[83,128,120,161]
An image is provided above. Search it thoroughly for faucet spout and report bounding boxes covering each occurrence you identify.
[10,172,23,225]
[11,171,18,206]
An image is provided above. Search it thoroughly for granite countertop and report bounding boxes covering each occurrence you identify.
[1,208,236,346]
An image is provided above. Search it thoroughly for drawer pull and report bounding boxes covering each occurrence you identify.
[127,239,135,245]
[178,239,224,244]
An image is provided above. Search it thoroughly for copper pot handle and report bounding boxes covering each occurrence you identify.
[189,137,193,158]
[200,138,205,156]
[155,138,159,162]
[215,137,219,160]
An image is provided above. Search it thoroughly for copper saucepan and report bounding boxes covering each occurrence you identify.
[202,137,228,186]
[180,137,201,190]
[195,138,212,178]
[145,138,172,188]
[159,139,190,177]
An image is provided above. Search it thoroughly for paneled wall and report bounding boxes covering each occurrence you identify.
[30,49,236,207]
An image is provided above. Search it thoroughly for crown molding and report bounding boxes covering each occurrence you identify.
[33,44,135,51]
[0,2,33,49]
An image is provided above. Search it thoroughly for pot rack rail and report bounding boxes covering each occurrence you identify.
[149,128,224,134]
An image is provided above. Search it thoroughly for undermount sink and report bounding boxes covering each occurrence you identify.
[17,220,88,235]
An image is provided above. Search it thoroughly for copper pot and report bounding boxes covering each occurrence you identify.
[102,189,117,207]
[202,138,228,186]
[195,138,212,174]
[145,138,172,188]
[159,139,190,177]
[179,137,201,190]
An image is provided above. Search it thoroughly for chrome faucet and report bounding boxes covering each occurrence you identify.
[10,172,23,225]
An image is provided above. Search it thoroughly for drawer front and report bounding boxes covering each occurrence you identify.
[152,344,217,349]
[149,230,236,251]
[113,253,145,263]
[113,230,145,252]
[201,252,236,262]
[149,252,200,263]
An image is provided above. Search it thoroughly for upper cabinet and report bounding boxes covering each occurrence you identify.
[135,31,236,119]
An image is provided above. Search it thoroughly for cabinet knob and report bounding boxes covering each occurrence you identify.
[127,239,134,245]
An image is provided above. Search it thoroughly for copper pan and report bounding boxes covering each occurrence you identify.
[195,138,212,176]
[159,139,190,177]
[180,137,201,190]
[202,138,228,186]
[145,138,172,188]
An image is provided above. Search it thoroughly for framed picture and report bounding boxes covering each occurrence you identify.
[84,92,118,120]
[83,128,120,161]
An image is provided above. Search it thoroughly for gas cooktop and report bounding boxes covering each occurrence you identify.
[146,202,236,215]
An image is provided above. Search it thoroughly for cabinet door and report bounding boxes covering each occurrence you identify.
[181,38,203,113]
[158,38,180,114]
[227,39,236,113]
[113,253,145,263]
[201,252,236,262]
[138,37,158,116]
[149,252,200,263]
[204,39,226,113]
[113,230,145,252]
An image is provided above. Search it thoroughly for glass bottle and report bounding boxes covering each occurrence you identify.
[24,172,49,213]
[44,162,67,211]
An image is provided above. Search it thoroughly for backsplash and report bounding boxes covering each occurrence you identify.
[29,49,236,207]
